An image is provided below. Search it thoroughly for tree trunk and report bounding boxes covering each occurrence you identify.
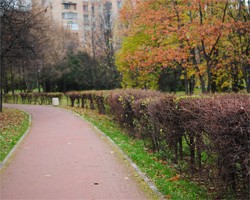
[10,64,15,96]
[189,75,195,94]
[207,64,212,93]
[246,64,250,93]
[4,68,8,94]
[193,47,206,93]
[91,30,97,89]
[196,133,202,170]
[232,64,239,93]
[190,134,195,171]
[184,68,189,95]
[200,75,206,93]
[22,63,26,92]
[178,133,183,160]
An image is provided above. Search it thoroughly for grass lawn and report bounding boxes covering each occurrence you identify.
[65,106,209,200]
[0,108,30,162]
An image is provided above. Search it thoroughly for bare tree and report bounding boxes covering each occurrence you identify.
[0,0,50,111]
[82,1,121,89]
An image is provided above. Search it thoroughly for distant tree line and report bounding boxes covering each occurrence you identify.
[41,50,120,92]
[0,0,121,111]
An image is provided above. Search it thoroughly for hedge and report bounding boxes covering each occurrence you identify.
[66,90,250,199]
[3,92,64,105]
[3,90,248,198]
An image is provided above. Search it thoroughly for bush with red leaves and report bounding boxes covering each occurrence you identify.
[66,90,250,198]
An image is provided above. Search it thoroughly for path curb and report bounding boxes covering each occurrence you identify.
[64,107,166,200]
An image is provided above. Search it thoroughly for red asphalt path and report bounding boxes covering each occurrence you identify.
[0,105,149,199]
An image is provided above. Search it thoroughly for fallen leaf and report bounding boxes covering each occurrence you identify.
[168,175,180,182]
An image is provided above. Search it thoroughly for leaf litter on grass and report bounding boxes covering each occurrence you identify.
[0,108,29,162]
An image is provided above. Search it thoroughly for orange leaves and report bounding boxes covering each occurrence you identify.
[0,109,24,130]
[0,108,29,162]
[116,0,249,91]
[168,175,181,182]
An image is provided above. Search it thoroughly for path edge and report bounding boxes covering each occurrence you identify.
[63,107,165,200]
[0,110,32,170]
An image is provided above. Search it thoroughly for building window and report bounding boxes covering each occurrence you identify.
[91,5,95,14]
[83,5,88,11]
[84,14,89,24]
[62,3,77,10]
[62,12,78,19]
[84,14,90,30]
[64,4,70,9]
[117,1,122,9]
[65,21,79,30]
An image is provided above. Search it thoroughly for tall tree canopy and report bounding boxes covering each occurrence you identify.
[116,0,250,93]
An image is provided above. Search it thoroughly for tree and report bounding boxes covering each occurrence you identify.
[39,25,79,92]
[0,0,49,111]
[116,0,249,93]
[82,1,121,90]
[226,0,250,92]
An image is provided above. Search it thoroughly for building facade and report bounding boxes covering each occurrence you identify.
[48,0,123,45]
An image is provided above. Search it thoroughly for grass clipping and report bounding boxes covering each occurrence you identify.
[0,108,29,162]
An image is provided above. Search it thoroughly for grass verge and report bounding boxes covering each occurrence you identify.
[65,106,209,200]
[0,108,30,162]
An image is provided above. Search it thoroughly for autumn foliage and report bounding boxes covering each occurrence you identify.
[116,0,250,93]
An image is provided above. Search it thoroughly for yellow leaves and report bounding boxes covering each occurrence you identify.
[1,108,29,162]
[117,0,248,91]
[0,108,24,130]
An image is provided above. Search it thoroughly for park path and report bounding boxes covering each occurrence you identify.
[0,104,150,200]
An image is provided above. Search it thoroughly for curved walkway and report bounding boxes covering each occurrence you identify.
[0,104,151,199]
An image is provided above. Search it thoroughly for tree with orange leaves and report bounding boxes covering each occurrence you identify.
[116,0,249,93]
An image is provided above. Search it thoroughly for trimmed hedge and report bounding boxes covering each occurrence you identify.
[65,91,108,112]
[66,90,250,199]
[3,92,64,105]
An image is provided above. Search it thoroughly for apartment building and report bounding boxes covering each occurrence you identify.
[48,0,123,45]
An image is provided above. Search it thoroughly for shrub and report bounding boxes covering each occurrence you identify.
[3,92,63,105]
[3,93,19,103]
[107,89,162,133]
[66,89,250,199]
